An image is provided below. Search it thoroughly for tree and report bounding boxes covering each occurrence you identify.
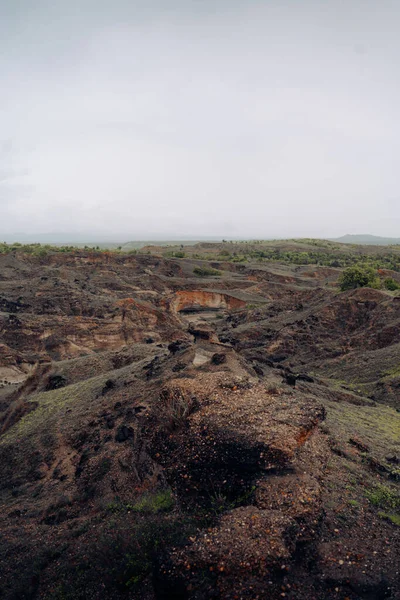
[339,266,379,291]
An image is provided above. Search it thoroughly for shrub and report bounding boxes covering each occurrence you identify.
[339,266,380,291]
[384,278,400,291]
[157,387,198,432]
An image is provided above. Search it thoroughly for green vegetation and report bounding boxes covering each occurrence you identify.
[165,250,186,258]
[193,266,222,277]
[169,242,400,272]
[365,483,400,510]
[378,512,400,526]
[107,490,175,515]
[382,365,400,379]
[2,240,400,274]
[339,265,380,291]
[348,499,359,507]
[366,484,400,527]
[131,489,175,513]
[322,396,400,472]
[0,242,138,256]
[384,277,400,291]
[0,242,93,255]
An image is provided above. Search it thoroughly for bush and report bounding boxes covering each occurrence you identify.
[339,266,380,291]
[384,278,400,291]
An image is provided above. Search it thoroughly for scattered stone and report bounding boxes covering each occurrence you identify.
[284,374,297,387]
[45,375,67,391]
[168,340,189,354]
[102,379,115,395]
[115,425,134,442]
[349,437,370,452]
[386,454,400,464]
[297,373,314,383]
[211,353,226,365]
[253,364,264,376]
[172,362,187,372]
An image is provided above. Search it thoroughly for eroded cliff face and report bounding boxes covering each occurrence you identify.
[171,290,246,313]
[0,253,187,387]
[0,251,399,600]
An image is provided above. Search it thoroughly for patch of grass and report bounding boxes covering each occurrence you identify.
[322,399,400,468]
[0,362,138,444]
[378,511,400,526]
[0,376,102,444]
[348,499,359,507]
[107,490,175,515]
[382,365,400,379]
[193,266,222,277]
[130,489,175,514]
[365,483,400,510]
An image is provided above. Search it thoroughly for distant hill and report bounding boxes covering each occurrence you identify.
[333,234,400,245]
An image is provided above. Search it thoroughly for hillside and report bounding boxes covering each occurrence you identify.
[333,234,400,245]
[0,245,399,600]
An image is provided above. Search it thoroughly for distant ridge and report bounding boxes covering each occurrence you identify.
[333,234,400,245]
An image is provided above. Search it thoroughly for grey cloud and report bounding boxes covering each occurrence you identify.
[0,0,399,239]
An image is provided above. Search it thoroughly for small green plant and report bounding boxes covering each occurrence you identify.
[365,483,400,509]
[348,499,359,507]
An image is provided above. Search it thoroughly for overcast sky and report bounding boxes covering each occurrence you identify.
[1,0,400,240]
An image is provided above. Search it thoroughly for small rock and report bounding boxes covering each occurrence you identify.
[211,353,226,365]
[284,374,297,387]
[115,425,134,443]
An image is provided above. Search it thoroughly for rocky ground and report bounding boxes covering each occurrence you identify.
[0,247,399,599]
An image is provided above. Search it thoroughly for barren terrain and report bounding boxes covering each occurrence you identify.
[0,241,399,600]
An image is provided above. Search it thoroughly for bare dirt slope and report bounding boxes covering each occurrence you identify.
[0,249,399,600]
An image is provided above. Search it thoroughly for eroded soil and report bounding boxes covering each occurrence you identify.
[0,249,399,599]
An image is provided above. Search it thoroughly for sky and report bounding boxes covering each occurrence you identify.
[1,0,400,241]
